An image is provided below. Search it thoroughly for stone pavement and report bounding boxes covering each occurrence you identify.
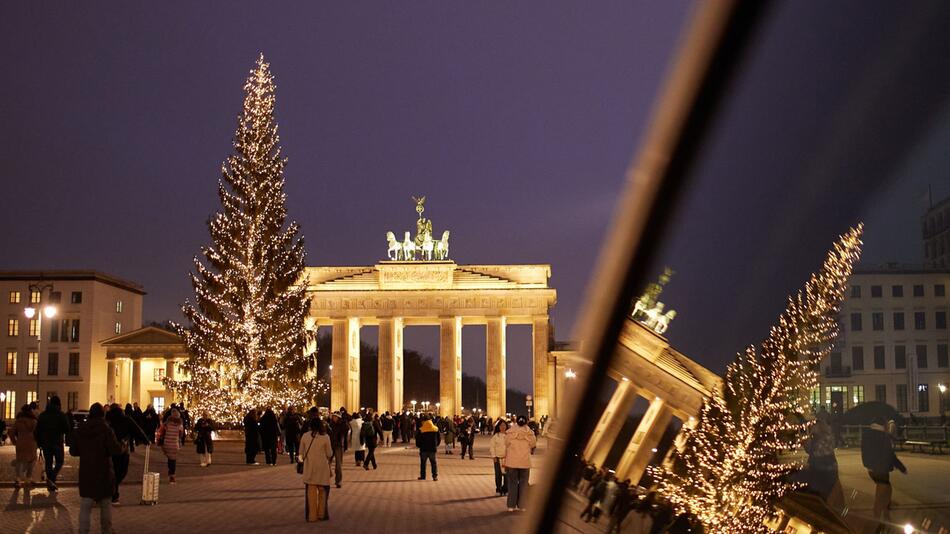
[0,437,544,534]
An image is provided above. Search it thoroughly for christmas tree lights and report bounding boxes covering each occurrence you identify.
[165,55,327,422]
[652,225,863,532]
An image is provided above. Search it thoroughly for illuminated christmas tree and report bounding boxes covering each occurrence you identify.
[167,55,324,422]
[653,225,863,532]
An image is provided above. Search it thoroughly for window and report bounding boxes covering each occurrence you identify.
[3,391,15,418]
[896,384,908,412]
[873,346,885,369]
[8,291,20,304]
[29,318,39,337]
[67,391,78,411]
[71,320,80,342]
[918,384,930,413]
[153,396,165,413]
[937,311,947,329]
[893,312,905,330]
[914,284,924,297]
[936,284,946,297]
[871,285,882,298]
[892,285,903,297]
[850,285,861,298]
[116,300,123,313]
[916,345,928,368]
[850,313,862,331]
[59,319,69,342]
[915,311,926,330]
[939,344,949,368]
[47,352,58,376]
[49,291,61,303]
[851,346,864,371]
[852,385,865,405]
[7,318,18,337]
[895,345,907,369]
[70,291,82,304]
[30,290,41,304]
[68,352,79,376]
[154,368,166,382]
[874,384,886,403]
[49,321,58,342]
[5,351,16,375]
[871,312,884,331]
[25,390,36,405]
[27,351,38,376]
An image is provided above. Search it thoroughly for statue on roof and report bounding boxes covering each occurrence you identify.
[384,196,450,261]
[632,267,676,335]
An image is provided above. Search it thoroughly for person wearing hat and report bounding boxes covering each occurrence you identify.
[70,403,123,534]
[415,415,441,481]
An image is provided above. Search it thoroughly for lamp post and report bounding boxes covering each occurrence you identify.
[411,399,417,413]
[939,383,947,416]
[25,283,56,404]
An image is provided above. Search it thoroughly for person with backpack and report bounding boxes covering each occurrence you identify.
[35,395,72,492]
[105,403,148,503]
[361,416,379,469]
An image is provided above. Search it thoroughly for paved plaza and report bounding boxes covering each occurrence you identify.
[0,438,543,534]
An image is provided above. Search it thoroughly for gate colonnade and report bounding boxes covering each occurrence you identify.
[305,261,557,419]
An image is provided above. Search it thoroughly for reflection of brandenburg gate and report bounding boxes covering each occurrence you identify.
[305,262,557,418]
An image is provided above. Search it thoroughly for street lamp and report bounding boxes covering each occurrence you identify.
[939,384,947,415]
[564,368,577,379]
[25,283,56,403]
[411,400,417,413]
[435,402,440,414]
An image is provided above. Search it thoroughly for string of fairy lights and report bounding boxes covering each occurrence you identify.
[164,55,327,422]
[650,225,863,532]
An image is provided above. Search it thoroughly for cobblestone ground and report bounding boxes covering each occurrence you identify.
[0,437,544,534]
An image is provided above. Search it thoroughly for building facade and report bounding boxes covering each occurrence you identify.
[817,267,950,416]
[923,195,950,268]
[0,271,144,420]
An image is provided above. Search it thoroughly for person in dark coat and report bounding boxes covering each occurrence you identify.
[106,403,148,503]
[259,408,281,466]
[282,407,302,464]
[862,416,907,520]
[35,395,72,492]
[71,403,123,534]
[194,413,215,467]
[244,409,261,465]
[142,405,159,443]
[361,417,379,470]
[328,412,348,488]
[415,415,441,480]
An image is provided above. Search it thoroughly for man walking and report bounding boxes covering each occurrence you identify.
[70,403,123,534]
[329,412,348,488]
[283,406,302,464]
[35,395,71,492]
[416,415,441,481]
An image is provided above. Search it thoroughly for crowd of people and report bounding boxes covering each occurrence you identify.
[4,397,545,529]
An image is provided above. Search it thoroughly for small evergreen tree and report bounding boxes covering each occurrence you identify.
[653,225,863,532]
[167,55,324,421]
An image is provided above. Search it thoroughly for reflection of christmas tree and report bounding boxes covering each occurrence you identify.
[653,226,863,532]
[167,55,324,422]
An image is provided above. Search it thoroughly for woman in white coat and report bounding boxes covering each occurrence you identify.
[348,413,365,466]
[489,419,509,496]
[299,418,334,522]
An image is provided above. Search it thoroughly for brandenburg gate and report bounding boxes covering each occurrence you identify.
[305,197,557,419]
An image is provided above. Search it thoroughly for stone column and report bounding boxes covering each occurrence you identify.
[486,316,507,419]
[547,355,557,419]
[583,379,639,467]
[615,397,674,484]
[118,360,131,405]
[131,359,141,405]
[532,316,550,418]
[106,360,116,404]
[166,358,176,402]
[331,318,361,412]
[439,316,462,416]
[377,317,404,413]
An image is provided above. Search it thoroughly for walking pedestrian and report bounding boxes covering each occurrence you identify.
[349,412,365,466]
[299,418,334,522]
[459,417,476,459]
[106,403,148,503]
[70,403,123,534]
[260,408,281,466]
[328,412,347,488]
[443,416,456,455]
[159,408,183,484]
[35,395,71,492]
[416,415,441,480]
[361,416,379,469]
[283,406,302,463]
[504,414,537,512]
[9,404,38,489]
[142,405,159,443]
[194,413,215,467]
[490,419,508,496]
[862,416,907,520]
[243,408,261,465]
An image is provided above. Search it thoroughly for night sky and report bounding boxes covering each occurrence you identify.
[2,2,950,393]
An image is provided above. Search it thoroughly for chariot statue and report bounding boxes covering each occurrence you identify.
[384,196,451,261]
[632,268,676,335]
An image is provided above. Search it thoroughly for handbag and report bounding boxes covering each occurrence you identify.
[297,432,316,475]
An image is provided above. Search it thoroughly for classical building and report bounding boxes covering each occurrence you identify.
[100,326,188,413]
[0,271,144,419]
[923,194,950,268]
[305,262,556,419]
[817,266,950,416]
